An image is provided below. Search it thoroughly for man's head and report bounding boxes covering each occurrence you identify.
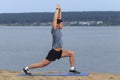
[56,19,63,29]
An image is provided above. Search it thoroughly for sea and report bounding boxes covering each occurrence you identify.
[0,26,120,74]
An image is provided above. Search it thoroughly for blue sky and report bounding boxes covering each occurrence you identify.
[0,0,120,13]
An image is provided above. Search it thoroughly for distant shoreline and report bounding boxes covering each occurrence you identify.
[0,25,120,27]
[0,11,120,26]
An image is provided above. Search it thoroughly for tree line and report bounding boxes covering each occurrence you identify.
[0,11,120,26]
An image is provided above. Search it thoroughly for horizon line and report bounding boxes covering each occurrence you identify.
[1,11,120,14]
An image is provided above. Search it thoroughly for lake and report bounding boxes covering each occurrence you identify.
[0,26,120,73]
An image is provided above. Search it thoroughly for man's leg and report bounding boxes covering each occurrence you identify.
[28,59,51,69]
[23,59,51,74]
[61,50,80,74]
[61,50,75,67]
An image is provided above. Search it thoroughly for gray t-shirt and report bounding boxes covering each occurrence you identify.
[51,27,63,49]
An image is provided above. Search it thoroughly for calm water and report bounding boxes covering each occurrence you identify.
[0,26,120,73]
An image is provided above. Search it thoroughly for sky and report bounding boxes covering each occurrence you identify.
[0,0,120,13]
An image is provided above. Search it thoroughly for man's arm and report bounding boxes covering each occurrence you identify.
[52,4,61,29]
[58,8,62,20]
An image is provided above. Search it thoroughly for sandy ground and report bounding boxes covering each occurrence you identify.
[0,70,120,80]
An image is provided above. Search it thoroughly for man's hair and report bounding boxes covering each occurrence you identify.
[57,19,63,24]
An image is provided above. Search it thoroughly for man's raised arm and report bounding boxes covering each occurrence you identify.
[52,4,61,29]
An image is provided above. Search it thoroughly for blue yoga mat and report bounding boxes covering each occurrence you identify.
[43,72,89,76]
[18,72,89,76]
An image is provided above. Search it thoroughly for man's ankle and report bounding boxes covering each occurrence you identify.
[70,67,75,70]
[25,66,29,70]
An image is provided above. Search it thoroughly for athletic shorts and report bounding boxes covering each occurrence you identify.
[46,49,62,61]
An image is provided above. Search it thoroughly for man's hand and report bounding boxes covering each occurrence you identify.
[56,4,61,10]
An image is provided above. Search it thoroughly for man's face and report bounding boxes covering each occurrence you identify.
[57,22,63,29]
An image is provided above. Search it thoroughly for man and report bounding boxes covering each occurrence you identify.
[23,4,80,75]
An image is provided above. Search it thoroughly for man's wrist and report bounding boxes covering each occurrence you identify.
[56,8,60,10]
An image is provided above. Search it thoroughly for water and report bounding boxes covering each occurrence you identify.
[0,26,120,74]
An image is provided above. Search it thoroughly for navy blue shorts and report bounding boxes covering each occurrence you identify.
[46,49,62,61]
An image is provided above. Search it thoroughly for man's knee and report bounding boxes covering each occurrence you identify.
[41,60,51,67]
[69,50,75,57]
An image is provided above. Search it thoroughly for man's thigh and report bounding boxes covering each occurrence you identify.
[61,50,74,58]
